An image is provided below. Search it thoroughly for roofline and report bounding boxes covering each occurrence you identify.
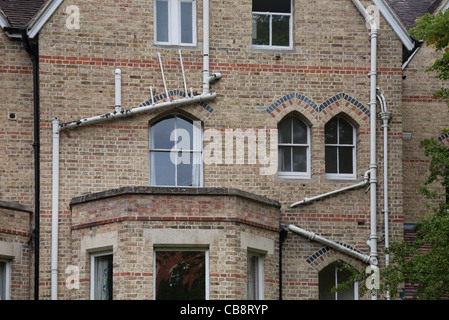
[372,0,415,51]
[0,0,63,39]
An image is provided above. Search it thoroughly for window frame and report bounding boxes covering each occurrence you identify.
[319,262,359,300]
[251,0,293,50]
[247,251,264,300]
[90,251,113,300]
[149,114,203,187]
[0,259,10,300]
[278,115,311,179]
[154,0,197,46]
[153,247,210,300]
[325,117,357,180]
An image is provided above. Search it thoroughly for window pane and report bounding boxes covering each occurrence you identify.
[151,117,175,149]
[338,118,354,144]
[278,146,291,172]
[180,2,193,44]
[176,116,194,149]
[252,0,291,13]
[151,151,175,185]
[292,117,307,144]
[94,255,113,300]
[156,0,169,42]
[319,263,335,300]
[155,251,206,300]
[337,268,355,300]
[177,152,193,186]
[247,254,258,300]
[252,14,270,46]
[292,147,307,172]
[0,262,5,300]
[339,147,354,174]
[278,118,292,144]
[272,15,290,47]
[325,146,337,173]
[325,118,338,144]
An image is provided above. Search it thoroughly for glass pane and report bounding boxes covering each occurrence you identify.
[151,151,175,186]
[339,147,354,174]
[338,118,354,144]
[0,262,5,300]
[252,14,269,46]
[278,118,292,144]
[325,118,338,144]
[278,146,292,172]
[337,268,355,300]
[292,147,307,172]
[247,254,258,300]
[180,2,193,44]
[177,152,193,186]
[325,146,337,173]
[155,251,206,300]
[272,15,290,47]
[156,0,169,42]
[252,0,291,13]
[292,117,307,144]
[319,263,336,300]
[94,255,113,300]
[151,117,175,149]
[176,116,193,149]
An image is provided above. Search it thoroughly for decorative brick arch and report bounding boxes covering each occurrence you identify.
[266,92,370,126]
[138,90,214,121]
[306,245,367,273]
[437,132,449,145]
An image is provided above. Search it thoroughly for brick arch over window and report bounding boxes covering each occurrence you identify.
[138,90,214,121]
[306,245,366,273]
[266,92,369,126]
[437,132,449,145]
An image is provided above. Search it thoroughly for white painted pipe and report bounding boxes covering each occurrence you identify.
[203,0,210,94]
[115,68,121,112]
[51,117,60,300]
[351,0,378,299]
[288,225,371,264]
[158,52,170,100]
[178,50,188,97]
[290,170,370,207]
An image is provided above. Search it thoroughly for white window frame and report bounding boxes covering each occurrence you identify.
[153,248,210,300]
[252,0,293,50]
[90,251,113,300]
[0,259,11,300]
[154,0,197,46]
[149,114,203,187]
[247,251,264,300]
[325,117,357,180]
[278,115,311,179]
[319,262,359,300]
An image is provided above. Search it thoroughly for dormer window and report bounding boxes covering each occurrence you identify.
[252,0,292,49]
[154,0,197,46]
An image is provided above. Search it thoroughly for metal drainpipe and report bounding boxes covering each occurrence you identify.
[19,27,40,301]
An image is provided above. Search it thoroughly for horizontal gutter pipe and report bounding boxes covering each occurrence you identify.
[290,170,370,208]
[58,92,217,131]
[288,224,371,264]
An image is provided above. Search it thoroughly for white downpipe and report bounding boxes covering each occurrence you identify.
[51,117,60,300]
[203,0,210,94]
[288,225,371,264]
[378,92,391,300]
[115,68,121,112]
[351,0,378,299]
[290,170,370,207]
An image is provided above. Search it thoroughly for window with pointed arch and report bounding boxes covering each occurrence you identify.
[277,114,311,178]
[319,261,359,300]
[325,116,357,180]
[149,114,202,187]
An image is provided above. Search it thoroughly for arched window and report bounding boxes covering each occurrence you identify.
[325,117,356,179]
[278,115,311,178]
[149,114,202,187]
[319,261,358,300]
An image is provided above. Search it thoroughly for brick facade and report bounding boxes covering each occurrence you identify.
[0,0,448,300]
